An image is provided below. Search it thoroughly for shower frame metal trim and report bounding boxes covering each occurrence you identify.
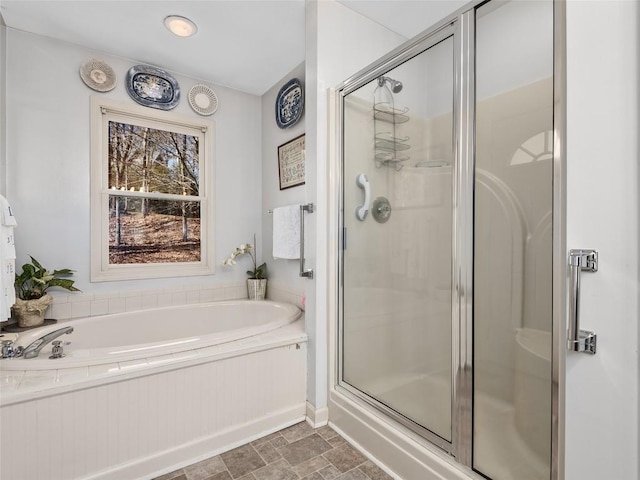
[451,9,475,467]
[552,1,567,479]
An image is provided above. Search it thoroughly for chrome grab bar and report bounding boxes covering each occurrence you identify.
[300,203,314,279]
[568,249,598,354]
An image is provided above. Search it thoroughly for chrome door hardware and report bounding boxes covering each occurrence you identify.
[299,203,314,279]
[568,249,598,354]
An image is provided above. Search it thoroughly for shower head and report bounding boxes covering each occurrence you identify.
[378,76,403,93]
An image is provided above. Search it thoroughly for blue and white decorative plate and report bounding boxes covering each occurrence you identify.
[125,65,180,110]
[275,78,304,129]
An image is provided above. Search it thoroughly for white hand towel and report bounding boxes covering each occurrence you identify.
[273,205,300,259]
[0,194,16,322]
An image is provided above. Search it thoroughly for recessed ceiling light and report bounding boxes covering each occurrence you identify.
[164,15,198,37]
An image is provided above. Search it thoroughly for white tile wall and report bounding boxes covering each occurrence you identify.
[267,282,305,311]
[90,299,109,316]
[45,282,248,321]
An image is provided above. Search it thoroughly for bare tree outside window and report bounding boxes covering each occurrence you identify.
[107,121,201,264]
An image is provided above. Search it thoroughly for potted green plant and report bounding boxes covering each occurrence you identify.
[13,256,81,327]
[221,235,267,300]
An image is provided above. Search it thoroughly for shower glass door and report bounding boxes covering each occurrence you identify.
[340,33,455,444]
[338,1,554,477]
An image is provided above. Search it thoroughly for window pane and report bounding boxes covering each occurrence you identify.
[108,121,200,196]
[109,197,201,264]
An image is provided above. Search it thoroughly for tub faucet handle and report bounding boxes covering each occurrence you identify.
[1,339,23,359]
[50,340,66,359]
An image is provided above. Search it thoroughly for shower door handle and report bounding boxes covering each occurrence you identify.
[568,249,598,354]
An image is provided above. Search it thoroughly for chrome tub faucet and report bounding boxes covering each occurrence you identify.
[21,326,74,359]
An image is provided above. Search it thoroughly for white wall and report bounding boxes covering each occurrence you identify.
[305,0,406,413]
[5,29,263,295]
[0,20,6,196]
[565,1,639,479]
[261,62,307,304]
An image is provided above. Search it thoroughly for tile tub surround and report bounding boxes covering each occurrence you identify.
[44,282,249,321]
[153,422,394,480]
[40,281,305,322]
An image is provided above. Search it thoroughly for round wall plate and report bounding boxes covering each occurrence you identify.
[79,59,117,92]
[188,84,218,116]
[275,78,304,129]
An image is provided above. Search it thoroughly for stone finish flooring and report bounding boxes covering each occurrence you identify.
[153,421,393,480]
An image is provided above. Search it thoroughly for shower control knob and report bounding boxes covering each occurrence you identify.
[372,197,392,224]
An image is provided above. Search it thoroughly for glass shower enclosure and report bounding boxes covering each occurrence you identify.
[337,1,554,478]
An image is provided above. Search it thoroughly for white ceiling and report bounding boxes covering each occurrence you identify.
[0,0,466,96]
[338,0,466,39]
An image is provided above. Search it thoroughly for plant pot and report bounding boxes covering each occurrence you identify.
[247,279,267,301]
[11,294,53,328]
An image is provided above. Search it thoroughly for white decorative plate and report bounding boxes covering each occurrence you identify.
[79,59,116,92]
[188,84,218,116]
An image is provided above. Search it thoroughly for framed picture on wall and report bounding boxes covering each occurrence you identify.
[278,134,305,190]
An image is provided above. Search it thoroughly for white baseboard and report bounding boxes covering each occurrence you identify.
[306,401,329,427]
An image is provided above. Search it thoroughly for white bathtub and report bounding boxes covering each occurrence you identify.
[3,300,301,370]
[1,300,308,480]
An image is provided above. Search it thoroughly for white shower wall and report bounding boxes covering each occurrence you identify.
[342,93,453,367]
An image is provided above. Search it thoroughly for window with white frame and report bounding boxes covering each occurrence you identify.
[91,98,215,281]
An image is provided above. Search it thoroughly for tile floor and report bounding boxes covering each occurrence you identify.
[153,421,393,480]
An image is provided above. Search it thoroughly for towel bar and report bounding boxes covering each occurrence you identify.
[299,203,314,279]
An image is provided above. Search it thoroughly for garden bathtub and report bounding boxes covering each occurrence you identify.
[0,300,308,480]
[3,300,302,370]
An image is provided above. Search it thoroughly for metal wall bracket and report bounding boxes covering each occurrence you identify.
[568,249,598,354]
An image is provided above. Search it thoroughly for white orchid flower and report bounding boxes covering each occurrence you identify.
[220,236,265,279]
